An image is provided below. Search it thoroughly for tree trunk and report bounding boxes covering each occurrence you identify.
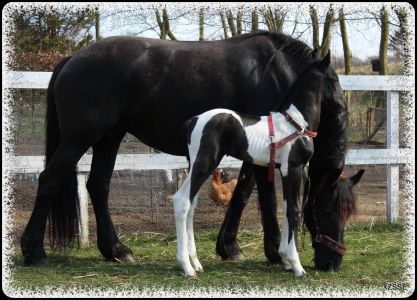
[95,11,101,41]
[163,8,176,40]
[226,9,237,36]
[339,7,351,103]
[309,5,334,57]
[263,7,285,33]
[309,6,320,50]
[339,7,351,75]
[376,6,390,108]
[237,8,243,35]
[220,11,229,39]
[199,7,204,41]
[155,9,166,39]
[379,6,389,75]
[320,6,335,57]
[251,8,258,31]
[273,8,285,32]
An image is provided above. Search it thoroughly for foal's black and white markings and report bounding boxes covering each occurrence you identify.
[174,105,315,277]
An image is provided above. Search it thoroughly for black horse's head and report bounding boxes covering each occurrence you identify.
[304,169,364,271]
[298,49,365,271]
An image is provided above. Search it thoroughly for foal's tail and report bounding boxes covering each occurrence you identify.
[45,56,80,249]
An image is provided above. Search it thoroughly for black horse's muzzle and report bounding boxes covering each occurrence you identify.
[313,237,344,271]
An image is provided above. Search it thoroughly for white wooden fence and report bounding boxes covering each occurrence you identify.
[4,71,414,245]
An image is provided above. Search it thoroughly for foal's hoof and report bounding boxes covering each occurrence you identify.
[113,254,136,264]
[184,270,198,278]
[194,266,204,273]
[294,269,307,278]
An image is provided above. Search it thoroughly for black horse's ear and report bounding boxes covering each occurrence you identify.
[349,169,365,186]
[321,50,331,68]
[312,48,319,59]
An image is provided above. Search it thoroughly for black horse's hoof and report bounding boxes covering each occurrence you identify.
[216,240,244,261]
[228,252,245,261]
[23,256,48,267]
[113,253,135,264]
[101,241,135,263]
[21,236,48,266]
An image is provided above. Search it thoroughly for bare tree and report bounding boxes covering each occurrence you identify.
[155,7,177,40]
[251,8,259,31]
[219,11,229,39]
[226,9,237,36]
[263,6,286,32]
[310,5,335,57]
[339,7,351,75]
[390,5,408,60]
[95,10,101,41]
[379,6,389,75]
[236,8,243,35]
[199,7,204,41]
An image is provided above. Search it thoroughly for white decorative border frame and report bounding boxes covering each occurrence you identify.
[2,2,415,297]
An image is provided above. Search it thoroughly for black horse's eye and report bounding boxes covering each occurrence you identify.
[326,72,339,82]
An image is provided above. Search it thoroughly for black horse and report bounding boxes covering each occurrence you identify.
[20,30,363,271]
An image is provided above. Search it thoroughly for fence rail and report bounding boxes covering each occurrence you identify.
[5,71,415,91]
[4,71,414,244]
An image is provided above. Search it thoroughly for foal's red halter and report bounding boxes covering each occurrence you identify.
[267,111,317,182]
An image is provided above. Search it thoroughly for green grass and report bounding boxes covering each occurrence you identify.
[5,222,412,296]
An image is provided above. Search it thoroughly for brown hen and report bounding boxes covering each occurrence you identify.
[208,168,237,206]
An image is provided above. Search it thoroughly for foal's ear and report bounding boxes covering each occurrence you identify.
[321,50,331,68]
[349,169,365,186]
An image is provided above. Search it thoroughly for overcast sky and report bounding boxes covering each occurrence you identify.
[98,3,395,61]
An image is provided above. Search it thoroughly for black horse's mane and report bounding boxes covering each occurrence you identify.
[237,30,315,67]
[334,175,357,222]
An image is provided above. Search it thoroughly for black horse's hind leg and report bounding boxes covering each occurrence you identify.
[216,162,256,260]
[86,133,134,263]
[21,140,91,266]
[253,165,283,264]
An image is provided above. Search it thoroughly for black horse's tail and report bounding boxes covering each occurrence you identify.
[45,56,79,249]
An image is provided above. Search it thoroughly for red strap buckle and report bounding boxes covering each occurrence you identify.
[267,112,317,183]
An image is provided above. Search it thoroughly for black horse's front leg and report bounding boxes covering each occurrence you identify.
[253,166,283,264]
[216,162,256,260]
[87,133,134,263]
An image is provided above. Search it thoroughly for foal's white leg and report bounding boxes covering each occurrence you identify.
[278,200,306,277]
[278,201,292,271]
[173,174,195,277]
[187,195,203,272]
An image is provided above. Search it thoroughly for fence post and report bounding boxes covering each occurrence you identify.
[77,173,89,246]
[386,91,400,223]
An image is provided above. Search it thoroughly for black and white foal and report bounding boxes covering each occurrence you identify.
[173,55,330,277]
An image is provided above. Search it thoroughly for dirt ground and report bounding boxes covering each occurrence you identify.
[7,160,408,249]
